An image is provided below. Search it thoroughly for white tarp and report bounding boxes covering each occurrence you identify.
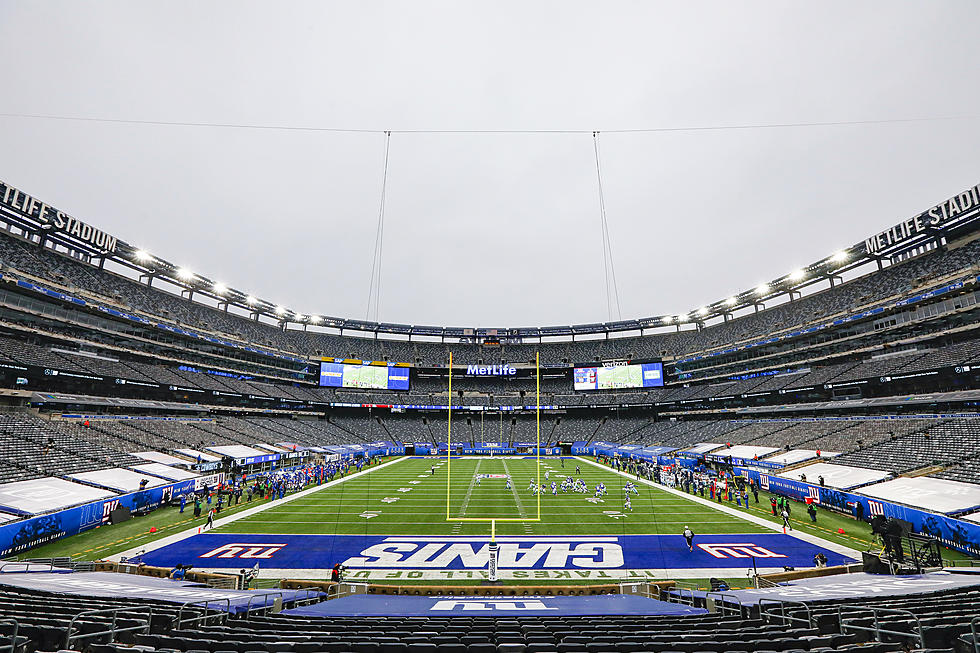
[859,476,980,515]
[0,477,115,515]
[711,445,780,460]
[206,445,267,458]
[961,511,980,524]
[69,468,167,493]
[133,451,194,466]
[129,463,199,481]
[683,443,724,454]
[254,442,287,452]
[764,450,841,465]
[174,448,220,462]
[777,462,892,490]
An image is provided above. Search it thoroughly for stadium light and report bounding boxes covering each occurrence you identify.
[296,314,306,322]
[245,295,256,305]
[134,249,152,262]
[274,305,287,315]
[789,269,806,282]
[755,283,769,295]
[725,296,737,306]
[309,315,322,324]
[212,282,228,295]
[676,314,687,323]
[831,250,848,263]
[176,267,194,280]
[697,307,708,317]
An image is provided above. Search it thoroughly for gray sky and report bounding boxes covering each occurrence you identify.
[1,1,979,328]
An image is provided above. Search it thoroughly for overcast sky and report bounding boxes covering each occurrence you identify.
[1,1,979,328]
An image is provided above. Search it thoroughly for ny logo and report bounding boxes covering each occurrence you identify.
[199,543,287,559]
[697,543,787,559]
[431,600,556,611]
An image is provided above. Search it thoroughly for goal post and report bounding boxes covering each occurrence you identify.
[445,350,542,525]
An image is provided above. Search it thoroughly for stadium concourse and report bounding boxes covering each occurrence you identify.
[0,178,978,650]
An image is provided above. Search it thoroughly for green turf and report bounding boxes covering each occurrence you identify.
[220,456,769,537]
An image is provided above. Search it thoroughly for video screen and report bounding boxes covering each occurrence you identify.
[573,362,663,390]
[319,362,410,390]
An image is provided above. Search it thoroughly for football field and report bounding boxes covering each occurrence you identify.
[129,456,860,581]
[218,456,767,537]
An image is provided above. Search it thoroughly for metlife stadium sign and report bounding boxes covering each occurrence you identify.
[864,181,980,255]
[465,364,517,376]
[0,180,119,254]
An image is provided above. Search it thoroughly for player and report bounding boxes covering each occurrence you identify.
[598,482,606,496]
[476,475,481,486]
[545,470,550,481]
[575,464,581,475]
[505,478,511,490]
[528,480,535,492]
[624,496,632,511]
[682,525,695,552]
[551,482,557,496]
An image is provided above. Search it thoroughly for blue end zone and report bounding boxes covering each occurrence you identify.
[284,593,707,617]
[139,533,852,571]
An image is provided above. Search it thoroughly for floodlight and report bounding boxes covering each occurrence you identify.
[309,315,322,324]
[726,296,737,306]
[134,249,152,262]
[296,314,306,322]
[697,307,708,316]
[212,282,228,295]
[245,295,257,305]
[176,267,194,280]
[755,283,769,295]
[831,250,848,263]
[274,305,287,315]
[789,269,806,282]
[676,314,687,323]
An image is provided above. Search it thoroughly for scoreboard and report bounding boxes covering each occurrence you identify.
[573,362,663,391]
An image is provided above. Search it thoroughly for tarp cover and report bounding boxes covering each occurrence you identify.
[133,451,194,466]
[0,477,115,515]
[129,463,199,481]
[858,476,980,515]
[678,571,980,605]
[764,450,840,465]
[174,449,220,462]
[710,445,780,460]
[682,443,723,455]
[0,571,316,614]
[68,468,167,492]
[205,445,267,458]
[777,462,892,490]
[284,593,707,617]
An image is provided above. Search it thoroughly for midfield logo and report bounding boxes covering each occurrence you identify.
[697,543,787,559]
[199,543,288,559]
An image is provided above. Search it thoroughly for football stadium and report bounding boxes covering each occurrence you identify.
[1,2,980,651]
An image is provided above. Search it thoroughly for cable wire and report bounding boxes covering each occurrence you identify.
[365,131,391,322]
[593,131,622,321]
[1,111,975,134]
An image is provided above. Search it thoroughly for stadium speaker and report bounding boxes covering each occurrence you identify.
[109,505,132,524]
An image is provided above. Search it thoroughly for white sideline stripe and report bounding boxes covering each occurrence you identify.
[108,456,409,562]
[575,456,862,562]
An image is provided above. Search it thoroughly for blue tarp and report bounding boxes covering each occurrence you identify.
[284,593,707,617]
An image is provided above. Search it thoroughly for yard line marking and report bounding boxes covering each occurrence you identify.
[500,458,533,534]
[452,459,483,534]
